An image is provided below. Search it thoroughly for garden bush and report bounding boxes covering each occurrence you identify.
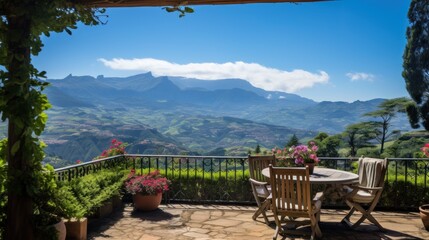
[128,168,252,203]
[61,168,126,216]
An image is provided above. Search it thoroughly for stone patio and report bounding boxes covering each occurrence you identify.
[87,204,429,240]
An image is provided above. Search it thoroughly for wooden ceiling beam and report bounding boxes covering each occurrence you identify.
[84,0,328,8]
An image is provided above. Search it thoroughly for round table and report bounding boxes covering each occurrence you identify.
[261,167,359,185]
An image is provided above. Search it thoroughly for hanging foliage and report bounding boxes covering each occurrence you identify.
[0,1,105,239]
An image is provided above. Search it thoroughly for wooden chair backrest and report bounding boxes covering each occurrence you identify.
[248,155,276,182]
[269,165,312,217]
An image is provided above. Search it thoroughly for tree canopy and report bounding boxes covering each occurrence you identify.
[286,134,299,148]
[312,132,340,157]
[363,97,411,154]
[343,122,376,157]
[403,0,429,130]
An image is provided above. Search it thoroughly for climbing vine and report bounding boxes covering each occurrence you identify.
[0,1,104,239]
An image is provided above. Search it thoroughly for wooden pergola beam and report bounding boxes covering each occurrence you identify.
[85,0,328,8]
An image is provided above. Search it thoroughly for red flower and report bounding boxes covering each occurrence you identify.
[124,170,170,196]
[94,139,128,160]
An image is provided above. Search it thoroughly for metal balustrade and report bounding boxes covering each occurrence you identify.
[54,155,429,210]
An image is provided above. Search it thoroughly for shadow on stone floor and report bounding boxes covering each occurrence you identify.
[87,205,126,239]
[265,221,425,240]
[87,205,182,239]
[130,207,179,221]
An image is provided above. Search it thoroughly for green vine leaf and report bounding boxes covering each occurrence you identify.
[163,5,194,17]
[11,141,20,156]
[184,7,194,13]
[0,2,108,238]
[64,28,71,35]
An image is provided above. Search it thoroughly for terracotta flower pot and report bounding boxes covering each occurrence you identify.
[53,219,67,240]
[305,163,315,174]
[91,201,113,218]
[133,192,162,211]
[64,218,87,240]
[419,204,429,231]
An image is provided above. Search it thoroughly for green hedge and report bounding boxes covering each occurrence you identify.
[59,168,126,217]
[134,167,429,209]
[129,168,253,203]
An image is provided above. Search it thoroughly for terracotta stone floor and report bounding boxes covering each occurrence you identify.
[87,204,429,240]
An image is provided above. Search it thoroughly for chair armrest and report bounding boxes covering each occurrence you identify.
[249,178,269,186]
[313,191,324,202]
[249,178,271,197]
[344,185,384,200]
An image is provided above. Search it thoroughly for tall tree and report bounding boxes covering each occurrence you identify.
[286,134,299,148]
[312,133,340,157]
[343,122,376,157]
[403,0,429,130]
[314,132,329,142]
[363,97,411,154]
[255,144,261,154]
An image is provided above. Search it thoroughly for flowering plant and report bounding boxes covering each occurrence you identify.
[124,170,170,196]
[273,142,320,165]
[291,142,320,165]
[272,146,293,159]
[421,143,429,157]
[95,139,127,159]
[272,146,295,167]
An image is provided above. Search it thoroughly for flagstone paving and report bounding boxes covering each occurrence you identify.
[87,204,429,240]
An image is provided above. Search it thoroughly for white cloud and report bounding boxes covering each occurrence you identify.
[98,58,329,92]
[346,72,375,82]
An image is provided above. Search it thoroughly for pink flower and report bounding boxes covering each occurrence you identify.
[76,160,81,164]
[290,143,319,165]
[422,144,429,157]
[124,170,170,196]
[94,139,128,160]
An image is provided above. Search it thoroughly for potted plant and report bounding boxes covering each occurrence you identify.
[273,142,320,174]
[33,165,66,240]
[291,141,320,174]
[124,169,170,211]
[56,184,88,240]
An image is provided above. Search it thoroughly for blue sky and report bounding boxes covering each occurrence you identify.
[34,0,410,102]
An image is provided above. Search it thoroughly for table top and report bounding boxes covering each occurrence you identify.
[261,167,359,184]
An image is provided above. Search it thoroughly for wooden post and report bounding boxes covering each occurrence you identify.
[5,13,34,240]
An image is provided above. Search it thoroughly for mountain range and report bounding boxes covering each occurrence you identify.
[17,72,413,166]
[44,73,410,132]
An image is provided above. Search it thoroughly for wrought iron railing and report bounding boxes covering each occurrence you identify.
[54,155,429,210]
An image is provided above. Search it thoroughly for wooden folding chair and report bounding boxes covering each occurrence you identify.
[341,157,388,230]
[248,155,276,225]
[269,165,323,240]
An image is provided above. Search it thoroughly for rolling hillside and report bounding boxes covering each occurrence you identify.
[6,73,413,167]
